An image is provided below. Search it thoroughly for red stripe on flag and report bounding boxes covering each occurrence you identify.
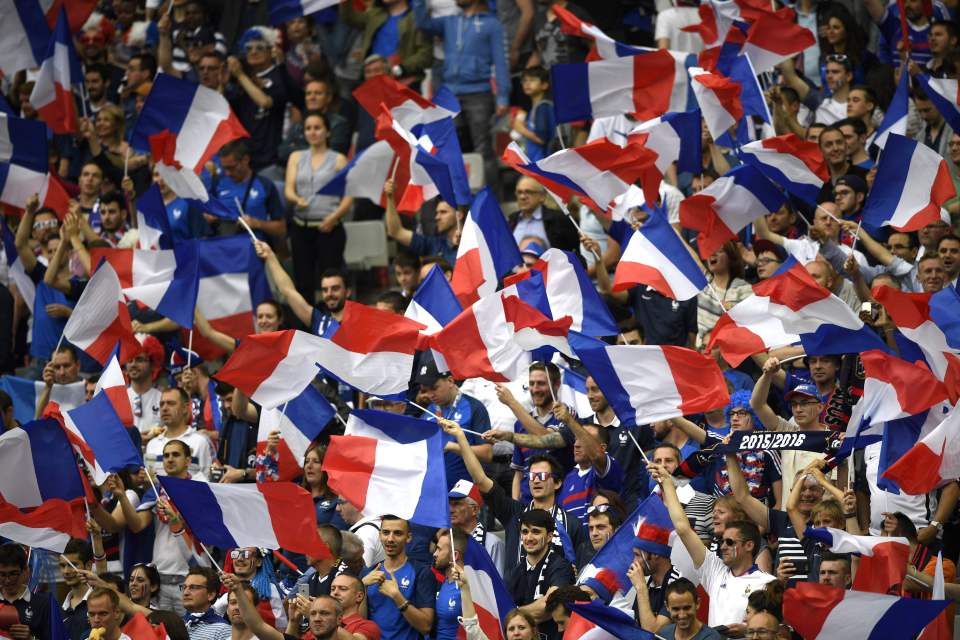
[636,521,672,546]
[783,582,846,640]
[89,248,134,288]
[882,441,946,495]
[630,50,678,120]
[692,72,744,122]
[431,303,505,382]
[197,114,249,173]
[873,285,933,330]
[104,385,134,427]
[612,261,678,298]
[323,434,377,515]
[330,301,423,355]
[679,193,738,260]
[760,134,830,181]
[214,330,297,399]
[258,482,332,559]
[753,261,831,310]
[84,303,139,366]
[661,345,730,415]
[706,313,768,367]
[451,247,485,307]
[852,541,910,594]
[36,83,78,134]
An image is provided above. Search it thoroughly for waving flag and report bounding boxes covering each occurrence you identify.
[682,1,737,47]
[131,74,248,173]
[148,131,237,220]
[682,164,785,259]
[873,68,910,150]
[706,295,799,366]
[741,13,816,72]
[451,188,522,306]
[874,285,958,380]
[317,140,395,204]
[159,476,332,558]
[135,185,173,250]
[930,283,960,350]
[324,409,449,528]
[431,289,573,383]
[689,66,743,141]
[783,582,949,640]
[257,384,335,482]
[55,394,142,485]
[574,334,729,425]
[93,346,135,427]
[0,377,85,426]
[739,134,828,205]
[552,4,644,59]
[29,8,81,134]
[354,74,460,131]
[804,527,910,594]
[579,495,673,603]
[923,553,952,640]
[614,208,707,300]
[551,50,678,123]
[215,330,325,409]
[858,349,948,426]
[0,113,70,213]
[883,404,960,495]
[0,418,86,508]
[0,498,84,553]
[565,601,654,640]
[753,257,889,355]
[268,0,340,24]
[502,135,662,212]
[463,537,515,640]
[62,261,140,365]
[0,1,50,76]
[630,110,703,176]
[1,218,35,311]
[861,134,954,231]
[915,74,960,136]
[405,265,462,335]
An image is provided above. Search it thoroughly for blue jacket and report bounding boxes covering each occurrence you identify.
[412,1,510,105]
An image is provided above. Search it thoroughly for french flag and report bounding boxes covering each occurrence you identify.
[267,0,340,24]
[158,476,332,559]
[614,207,708,300]
[741,13,816,72]
[0,1,50,76]
[135,185,173,250]
[805,527,911,594]
[0,498,84,553]
[689,66,743,141]
[914,74,960,137]
[873,67,909,150]
[680,164,785,260]
[502,136,662,212]
[149,131,237,220]
[551,3,644,60]
[564,601,654,640]
[29,8,81,135]
[858,349,948,426]
[873,285,957,381]
[451,188,522,307]
[861,133,954,231]
[930,281,960,351]
[131,74,248,174]
[257,384,335,482]
[317,140,394,205]
[706,295,799,367]
[192,235,271,360]
[629,110,703,176]
[462,537,515,640]
[1,218,35,311]
[205,379,223,432]
[783,582,949,640]
[0,417,87,508]
[0,377,85,426]
[93,346,135,427]
[739,133,828,205]
[61,260,140,366]
[0,113,70,214]
[430,289,573,383]
[573,334,730,425]
[551,49,678,123]
[90,243,201,329]
[681,1,738,47]
[53,394,142,485]
[753,257,889,356]
[579,495,673,603]
[883,404,960,495]
[215,330,327,409]
[353,74,460,132]
[405,264,463,335]
[323,409,450,528]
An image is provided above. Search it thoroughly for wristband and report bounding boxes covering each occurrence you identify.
[843,512,856,519]
[398,600,410,613]
[92,553,106,561]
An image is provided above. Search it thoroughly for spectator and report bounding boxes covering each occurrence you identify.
[384,180,461,267]
[180,567,232,640]
[866,0,949,67]
[329,574,381,640]
[125,337,163,436]
[543,585,593,635]
[82,63,116,116]
[212,549,286,630]
[646,578,720,639]
[279,79,352,163]
[336,500,385,569]
[120,53,157,132]
[85,589,127,640]
[511,67,555,162]
[213,141,286,238]
[836,119,872,170]
[528,0,591,69]
[924,19,958,77]
[0,543,51,640]
[914,84,953,159]
[339,0,432,88]
[508,178,579,252]
[60,540,93,640]
[447,480,505,575]
[556,418,622,523]
[845,86,878,143]
[392,253,420,297]
[697,242,752,343]
[744,610,781,640]
[143,387,216,479]
[918,253,947,292]
[938,233,960,285]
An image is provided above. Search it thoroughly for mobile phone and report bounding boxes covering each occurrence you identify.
[297,582,310,599]
[792,558,810,576]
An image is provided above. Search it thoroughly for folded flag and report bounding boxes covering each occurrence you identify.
[753,257,889,356]
[0,113,70,213]
[861,133,954,231]
[501,134,662,212]
[267,0,340,24]
[131,74,248,173]
[783,582,949,640]
[573,333,729,425]
[706,295,799,366]
[565,600,654,640]
[54,394,142,485]
[551,49,678,123]
[739,133,828,205]
[451,188,522,306]
[914,74,960,138]
[316,140,395,205]
[873,285,958,381]
[680,163,785,259]
[324,409,449,528]
[614,207,708,300]
[29,8,81,134]
[883,403,960,495]
[149,131,237,220]
[804,526,910,593]
[353,74,459,132]
[158,476,332,559]
[689,66,743,141]
[629,110,703,176]
[872,67,909,150]
[741,13,816,72]
[579,495,673,603]
[1,218,35,311]
[0,418,86,508]
[463,537,515,640]
[62,260,140,365]
[257,384,335,482]
[215,330,326,409]
[0,377,85,426]
[0,497,85,553]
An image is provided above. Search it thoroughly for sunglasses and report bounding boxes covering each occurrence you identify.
[230,549,255,560]
[586,504,612,516]
[720,537,741,547]
[529,471,553,482]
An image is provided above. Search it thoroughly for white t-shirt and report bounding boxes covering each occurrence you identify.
[814,97,848,126]
[698,549,776,627]
[350,516,385,568]
[128,386,162,435]
[144,427,215,480]
[865,441,933,535]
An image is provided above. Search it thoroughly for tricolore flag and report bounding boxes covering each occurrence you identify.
[739,133,828,205]
[257,384,335,482]
[53,393,142,485]
[451,188,522,306]
[29,8,82,134]
[883,404,960,495]
[804,526,911,594]
[462,537,515,640]
[61,260,140,365]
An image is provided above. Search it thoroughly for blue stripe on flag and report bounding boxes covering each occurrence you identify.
[639,208,709,292]
[571,334,639,427]
[130,75,200,153]
[551,62,593,123]
[158,476,239,548]
[14,1,50,70]
[68,393,143,472]
[285,385,335,439]
[25,418,86,502]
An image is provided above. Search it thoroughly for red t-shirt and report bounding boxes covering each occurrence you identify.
[342,614,381,640]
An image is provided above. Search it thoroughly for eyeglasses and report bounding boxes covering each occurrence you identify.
[0,569,23,580]
[230,549,254,560]
[586,504,612,516]
[755,257,780,266]
[745,630,776,639]
[529,471,553,482]
[179,584,207,592]
[729,409,751,417]
[720,537,741,547]
[826,53,849,63]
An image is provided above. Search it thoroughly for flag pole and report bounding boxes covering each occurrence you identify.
[60,555,80,572]
[186,330,193,369]
[123,147,130,180]
[626,429,651,464]
[233,198,259,244]
[54,332,66,355]
[849,220,863,253]
[199,543,223,572]
[406,400,485,437]
[555,125,566,150]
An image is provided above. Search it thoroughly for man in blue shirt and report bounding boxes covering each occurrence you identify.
[384,179,461,266]
[431,528,468,640]
[214,140,286,239]
[360,516,436,640]
[866,0,949,66]
[557,420,623,524]
[414,357,492,488]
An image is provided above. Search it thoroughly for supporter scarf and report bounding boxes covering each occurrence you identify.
[717,430,844,455]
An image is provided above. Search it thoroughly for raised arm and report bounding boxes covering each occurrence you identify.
[648,462,706,568]
[14,194,40,273]
[750,357,783,430]
[670,416,708,445]
[554,404,605,470]
[221,573,284,640]
[440,419,494,493]
[254,240,314,328]
[723,453,771,531]
[195,308,237,354]
[493,383,551,436]
[383,179,413,247]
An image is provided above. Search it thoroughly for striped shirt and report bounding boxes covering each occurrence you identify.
[183,610,231,640]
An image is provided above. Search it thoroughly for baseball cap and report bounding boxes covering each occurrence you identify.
[784,384,823,403]
[168,346,203,376]
[413,354,449,387]
[835,174,867,194]
[520,240,546,259]
[448,479,483,506]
